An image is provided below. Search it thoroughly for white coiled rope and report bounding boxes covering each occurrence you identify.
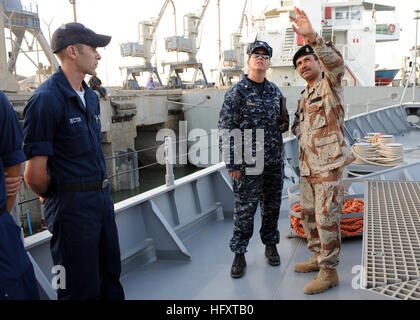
[351,133,404,167]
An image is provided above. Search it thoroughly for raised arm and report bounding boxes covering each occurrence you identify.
[290,7,344,89]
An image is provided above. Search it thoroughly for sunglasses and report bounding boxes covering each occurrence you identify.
[251,52,270,59]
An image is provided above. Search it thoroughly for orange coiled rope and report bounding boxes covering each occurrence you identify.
[290,199,364,238]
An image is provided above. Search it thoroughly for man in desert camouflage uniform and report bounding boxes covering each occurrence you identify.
[290,7,355,294]
[219,40,289,279]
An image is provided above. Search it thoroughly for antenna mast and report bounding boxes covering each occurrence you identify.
[69,0,77,22]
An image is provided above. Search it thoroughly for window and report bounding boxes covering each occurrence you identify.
[351,8,361,20]
[335,7,350,20]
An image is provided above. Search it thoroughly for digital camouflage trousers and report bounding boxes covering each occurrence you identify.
[230,164,284,254]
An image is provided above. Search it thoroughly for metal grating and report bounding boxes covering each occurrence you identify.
[363,180,420,300]
[373,280,420,300]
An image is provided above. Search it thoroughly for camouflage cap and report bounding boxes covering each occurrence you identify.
[246,40,273,58]
[293,45,317,68]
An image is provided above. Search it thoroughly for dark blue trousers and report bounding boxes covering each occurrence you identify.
[0,207,40,300]
[47,187,124,300]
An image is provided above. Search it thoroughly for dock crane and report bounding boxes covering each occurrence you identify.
[162,0,211,88]
[120,0,175,89]
[220,0,248,86]
[0,0,59,92]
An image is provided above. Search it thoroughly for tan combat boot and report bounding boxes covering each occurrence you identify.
[303,268,338,294]
[294,252,320,273]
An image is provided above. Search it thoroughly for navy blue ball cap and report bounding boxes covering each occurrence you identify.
[246,40,273,58]
[51,22,111,53]
[293,45,317,67]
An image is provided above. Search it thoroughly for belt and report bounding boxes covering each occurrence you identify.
[60,179,109,192]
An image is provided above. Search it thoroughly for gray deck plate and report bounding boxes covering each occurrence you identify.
[121,209,364,300]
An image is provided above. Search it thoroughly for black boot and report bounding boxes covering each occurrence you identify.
[265,245,280,266]
[231,254,246,278]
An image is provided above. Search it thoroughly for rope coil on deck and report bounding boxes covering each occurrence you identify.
[290,199,364,238]
[351,133,404,167]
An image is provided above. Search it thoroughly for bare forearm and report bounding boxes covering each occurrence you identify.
[306,31,317,43]
[24,157,50,198]
[26,174,50,198]
[5,164,22,212]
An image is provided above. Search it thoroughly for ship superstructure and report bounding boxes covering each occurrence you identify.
[246,0,400,87]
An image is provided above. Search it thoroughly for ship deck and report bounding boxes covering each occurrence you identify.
[93,102,420,301]
[120,208,364,300]
[24,103,420,301]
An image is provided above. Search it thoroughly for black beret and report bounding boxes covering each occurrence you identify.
[293,45,317,68]
[51,22,111,53]
[246,40,273,58]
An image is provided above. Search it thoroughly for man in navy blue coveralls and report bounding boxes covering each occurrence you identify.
[23,23,124,300]
[0,91,40,300]
[219,40,289,278]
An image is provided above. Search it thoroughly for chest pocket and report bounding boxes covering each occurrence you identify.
[307,101,327,130]
[63,118,93,158]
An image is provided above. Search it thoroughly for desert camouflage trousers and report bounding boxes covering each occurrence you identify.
[230,164,284,254]
[299,167,344,270]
